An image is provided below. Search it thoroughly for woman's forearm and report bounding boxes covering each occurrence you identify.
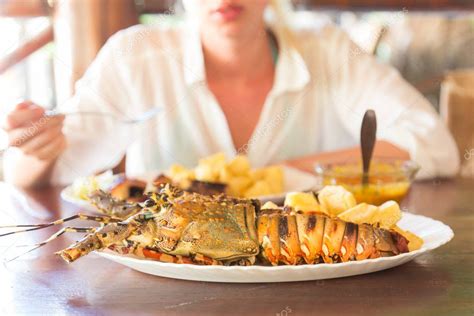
[3,151,58,188]
[284,141,410,173]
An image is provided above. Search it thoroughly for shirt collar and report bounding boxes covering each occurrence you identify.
[182,23,311,93]
[183,23,206,86]
[270,25,311,95]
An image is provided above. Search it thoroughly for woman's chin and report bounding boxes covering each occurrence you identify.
[206,23,247,38]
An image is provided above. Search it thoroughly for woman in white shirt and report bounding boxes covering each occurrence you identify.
[2,0,459,188]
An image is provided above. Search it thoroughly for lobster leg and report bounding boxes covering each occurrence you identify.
[0,214,121,237]
[88,190,142,218]
[4,227,96,262]
[109,244,221,265]
[57,212,155,263]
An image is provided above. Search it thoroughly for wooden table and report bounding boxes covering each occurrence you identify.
[0,179,473,315]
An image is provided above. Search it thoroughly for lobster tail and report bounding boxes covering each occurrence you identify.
[355,224,378,260]
[257,209,304,265]
[321,218,346,263]
[257,209,410,265]
[295,213,325,264]
[258,210,280,265]
[340,222,358,261]
[278,212,302,265]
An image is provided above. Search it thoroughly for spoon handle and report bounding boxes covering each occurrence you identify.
[360,110,377,185]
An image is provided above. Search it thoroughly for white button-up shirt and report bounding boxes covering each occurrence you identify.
[46,23,459,184]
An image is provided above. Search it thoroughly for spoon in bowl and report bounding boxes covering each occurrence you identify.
[360,109,377,187]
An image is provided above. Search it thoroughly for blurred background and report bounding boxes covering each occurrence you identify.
[0,0,473,177]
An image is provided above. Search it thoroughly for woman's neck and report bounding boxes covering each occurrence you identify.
[201,27,275,82]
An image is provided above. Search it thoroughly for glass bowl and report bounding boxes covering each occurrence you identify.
[314,159,420,205]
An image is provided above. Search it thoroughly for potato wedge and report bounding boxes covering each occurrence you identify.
[372,200,402,229]
[393,225,424,251]
[263,166,284,194]
[166,152,284,198]
[244,180,272,198]
[318,186,357,216]
[262,201,279,210]
[337,203,378,224]
[227,176,253,196]
[228,155,251,176]
[284,192,320,212]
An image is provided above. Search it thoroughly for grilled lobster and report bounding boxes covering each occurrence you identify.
[1,185,409,265]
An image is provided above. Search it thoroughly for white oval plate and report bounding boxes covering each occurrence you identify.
[61,166,319,209]
[61,187,97,211]
[95,212,453,283]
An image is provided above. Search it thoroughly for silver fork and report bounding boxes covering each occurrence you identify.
[0,107,162,154]
[45,107,162,125]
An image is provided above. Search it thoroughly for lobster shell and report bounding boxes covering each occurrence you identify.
[257,208,409,265]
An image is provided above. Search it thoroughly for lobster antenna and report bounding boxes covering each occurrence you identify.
[3,226,96,262]
[0,214,121,238]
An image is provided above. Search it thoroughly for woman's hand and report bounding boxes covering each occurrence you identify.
[2,101,67,161]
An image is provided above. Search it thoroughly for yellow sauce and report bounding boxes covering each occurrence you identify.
[320,162,413,205]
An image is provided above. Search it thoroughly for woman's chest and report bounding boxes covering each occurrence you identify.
[207,78,273,150]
